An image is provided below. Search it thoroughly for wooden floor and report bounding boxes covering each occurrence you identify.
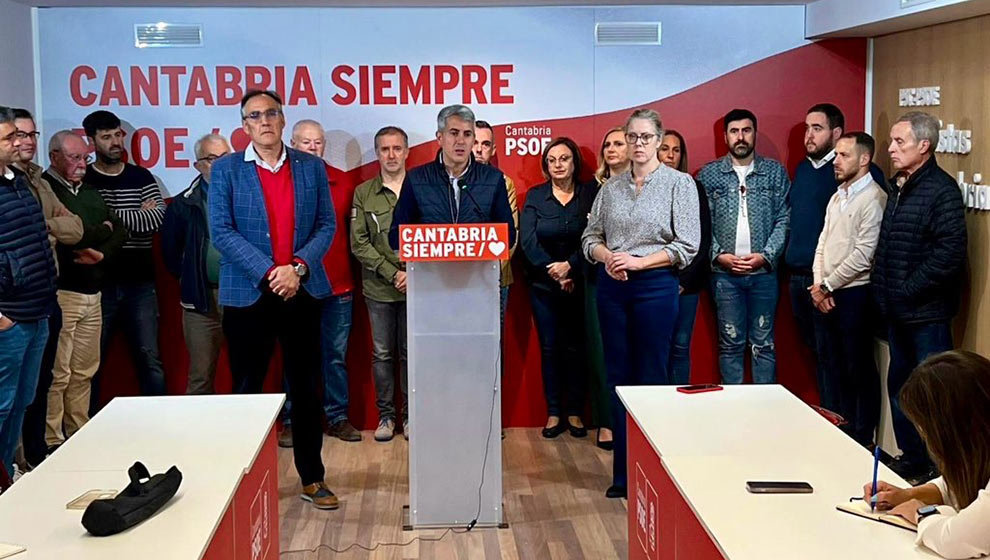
[276,428,628,559]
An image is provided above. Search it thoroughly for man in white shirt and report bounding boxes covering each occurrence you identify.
[810,132,887,447]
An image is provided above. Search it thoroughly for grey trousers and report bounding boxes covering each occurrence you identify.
[183,289,223,395]
[365,298,408,421]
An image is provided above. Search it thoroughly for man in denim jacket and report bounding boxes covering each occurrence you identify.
[696,109,790,384]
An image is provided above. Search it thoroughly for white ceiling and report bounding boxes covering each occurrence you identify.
[14,0,816,6]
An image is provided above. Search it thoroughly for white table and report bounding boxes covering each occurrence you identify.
[0,394,283,560]
[618,385,933,560]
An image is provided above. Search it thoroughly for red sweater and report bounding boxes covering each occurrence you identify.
[256,163,295,267]
[322,163,355,295]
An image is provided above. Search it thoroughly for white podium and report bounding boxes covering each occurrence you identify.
[399,223,509,529]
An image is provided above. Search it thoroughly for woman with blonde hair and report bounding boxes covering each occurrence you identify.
[582,109,700,498]
[587,127,631,449]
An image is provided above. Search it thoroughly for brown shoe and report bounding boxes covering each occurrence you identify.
[326,420,362,442]
[278,426,294,448]
[301,482,339,510]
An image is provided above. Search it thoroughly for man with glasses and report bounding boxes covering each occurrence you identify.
[209,90,338,509]
[0,106,58,480]
[82,110,167,415]
[41,130,126,458]
[161,134,231,395]
[12,109,83,471]
[696,108,790,385]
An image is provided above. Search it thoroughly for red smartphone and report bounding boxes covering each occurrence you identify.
[676,384,723,394]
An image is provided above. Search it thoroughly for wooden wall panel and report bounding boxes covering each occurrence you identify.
[872,14,990,355]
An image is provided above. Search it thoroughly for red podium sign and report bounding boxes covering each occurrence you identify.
[398,223,510,262]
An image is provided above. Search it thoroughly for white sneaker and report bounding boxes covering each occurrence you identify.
[375,418,395,442]
[11,464,25,484]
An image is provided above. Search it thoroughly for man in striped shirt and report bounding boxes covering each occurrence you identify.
[82,110,167,415]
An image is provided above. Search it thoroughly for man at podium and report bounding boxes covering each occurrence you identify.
[388,104,516,250]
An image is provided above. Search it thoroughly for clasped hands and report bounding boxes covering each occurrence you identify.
[547,261,574,292]
[269,265,301,300]
[808,283,835,313]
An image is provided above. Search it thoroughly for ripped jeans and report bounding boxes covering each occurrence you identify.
[712,272,778,384]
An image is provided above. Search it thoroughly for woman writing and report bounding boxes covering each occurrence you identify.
[863,350,990,559]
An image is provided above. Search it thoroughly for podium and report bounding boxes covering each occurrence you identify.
[399,223,509,529]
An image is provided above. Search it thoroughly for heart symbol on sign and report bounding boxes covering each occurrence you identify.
[488,241,506,257]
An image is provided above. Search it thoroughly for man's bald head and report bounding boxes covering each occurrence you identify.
[291,119,325,158]
[48,130,90,184]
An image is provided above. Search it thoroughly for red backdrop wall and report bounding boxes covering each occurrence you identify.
[98,39,868,428]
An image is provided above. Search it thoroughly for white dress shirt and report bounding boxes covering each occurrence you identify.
[916,476,990,558]
[244,143,287,173]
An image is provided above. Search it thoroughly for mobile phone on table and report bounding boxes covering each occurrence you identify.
[676,384,723,394]
[745,481,814,494]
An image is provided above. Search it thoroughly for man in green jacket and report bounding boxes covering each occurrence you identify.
[351,126,409,442]
[42,130,125,452]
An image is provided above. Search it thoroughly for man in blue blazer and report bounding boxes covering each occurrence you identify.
[208,90,337,510]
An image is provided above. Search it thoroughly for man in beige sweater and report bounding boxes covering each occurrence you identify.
[810,132,887,447]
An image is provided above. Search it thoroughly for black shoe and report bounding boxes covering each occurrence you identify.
[596,429,614,451]
[605,485,627,499]
[887,456,937,485]
[542,420,568,439]
[568,424,588,438]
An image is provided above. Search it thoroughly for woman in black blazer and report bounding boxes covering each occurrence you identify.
[521,137,597,439]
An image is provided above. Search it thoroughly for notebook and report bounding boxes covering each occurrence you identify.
[836,500,918,532]
[0,543,25,559]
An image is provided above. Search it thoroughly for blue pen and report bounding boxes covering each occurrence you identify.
[870,445,881,511]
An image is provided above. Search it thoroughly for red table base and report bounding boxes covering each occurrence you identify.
[627,414,725,560]
[202,427,280,560]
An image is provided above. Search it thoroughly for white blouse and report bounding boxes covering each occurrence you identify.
[916,476,990,558]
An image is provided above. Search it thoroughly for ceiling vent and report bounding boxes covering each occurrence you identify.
[595,22,661,46]
[134,22,203,48]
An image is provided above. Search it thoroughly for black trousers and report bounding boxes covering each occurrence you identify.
[223,290,326,486]
[813,285,880,445]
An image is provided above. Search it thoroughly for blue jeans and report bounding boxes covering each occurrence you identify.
[598,268,679,488]
[21,303,61,466]
[284,292,354,426]
[669,292,700,385]
[0,319,49,476]
[91,281,166,415]
[712,273,778,384]
[887,320,951,467]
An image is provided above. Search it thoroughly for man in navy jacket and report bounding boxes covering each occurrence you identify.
[0,106,57,478]
[388,105,516,251]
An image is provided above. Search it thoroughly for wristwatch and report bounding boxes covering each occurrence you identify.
[819,282,831,295]
[293,262,308,279]
[917,504,941,521]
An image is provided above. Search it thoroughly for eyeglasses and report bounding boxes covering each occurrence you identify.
[625,133,657,145]
[63,153,94,164]
[196,154,225,164]
[15,131,41,141]
[242,109,283,122]
[546,155,572,166]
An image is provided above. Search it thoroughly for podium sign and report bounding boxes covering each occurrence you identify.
[400,223,505,529]
[398,223,510,262]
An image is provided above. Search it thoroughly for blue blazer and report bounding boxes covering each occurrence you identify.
[208,146,335,308]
